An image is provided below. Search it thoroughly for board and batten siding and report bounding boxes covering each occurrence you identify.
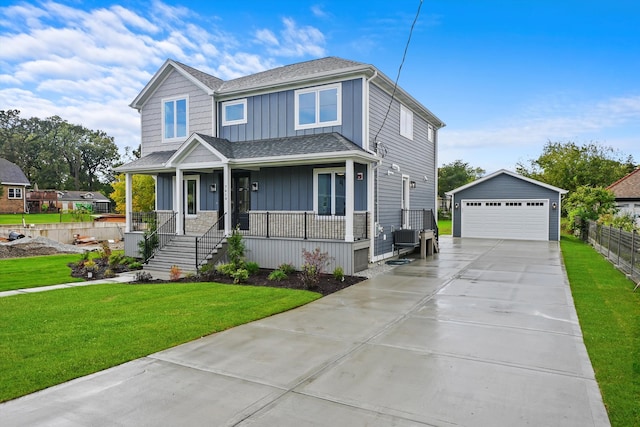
[451,174,562,241]
[140,69,213,156]
[368,84,437,257]
[220,79,363,146]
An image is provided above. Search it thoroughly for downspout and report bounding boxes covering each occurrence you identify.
[365,69,379,262]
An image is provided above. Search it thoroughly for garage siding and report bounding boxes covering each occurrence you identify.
[451,174,562,241]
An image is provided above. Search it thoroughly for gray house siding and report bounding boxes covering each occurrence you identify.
[451,174,562,241]
[156,174,173,210]
[220,79,363,147]
[141,70,213,156]
[368,84,437,256]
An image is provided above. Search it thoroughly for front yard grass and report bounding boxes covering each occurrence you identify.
[0,212,92,225]
[0,254,85,292]
[560,235,640,426]
[438,219,451,235]
[0,283,320,403]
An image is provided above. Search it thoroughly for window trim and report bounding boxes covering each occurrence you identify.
[221,99,247,126]
[162,95,189,142]
[427,124,434,142]
[294,83,342,130]
[400,104,413,140]
[313,167,346,217]
[7,187,23,199]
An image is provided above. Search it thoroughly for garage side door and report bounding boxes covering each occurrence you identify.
[461,200,549,241]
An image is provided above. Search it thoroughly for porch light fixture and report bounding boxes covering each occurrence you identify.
[209,184,217,192]
[455,203,459,209]
[391,163,400,172]
[410,181,416,189]
[387,170,394,176]
[251,182,259,192]
[552,202,557,210]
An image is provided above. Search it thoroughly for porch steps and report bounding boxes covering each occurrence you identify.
[143,235,227,279]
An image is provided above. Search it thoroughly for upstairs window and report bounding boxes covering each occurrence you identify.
[428,124,434,142]
[400,104,413,140]
[314,168,346,216]
[163,97,188,140]
[295,84,341,130]
[8,188,22,199]
[222,99,247,126]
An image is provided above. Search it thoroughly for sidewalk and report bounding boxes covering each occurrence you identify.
[0,272,137,298]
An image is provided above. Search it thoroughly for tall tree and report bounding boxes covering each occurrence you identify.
[111,174,155,213]
[438,160,485,197]
[516,141,635,192]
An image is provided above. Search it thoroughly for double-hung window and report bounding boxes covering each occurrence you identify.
[163,97,188,140]
[295,84,341,130]
[400,104,413,140]
[222,99,247,126]
[314,168,346,216]
[8,188,22,199]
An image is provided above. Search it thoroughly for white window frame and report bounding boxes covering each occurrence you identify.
[162,96,189,141]
[400,104,413,140]
[8,187,22,199]
[313,167,346,217]
[172,175,200,217]
[221,99,247,126]
[295,83,342,130]
[427,124,434,142]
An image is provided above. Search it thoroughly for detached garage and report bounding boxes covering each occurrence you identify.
[446,170,567,241]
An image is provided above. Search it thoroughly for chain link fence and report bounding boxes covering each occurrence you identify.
[585,219,640,290]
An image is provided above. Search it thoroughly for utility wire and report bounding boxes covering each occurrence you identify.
[372,0,424,147]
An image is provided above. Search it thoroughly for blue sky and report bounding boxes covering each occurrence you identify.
[1,0,639,173]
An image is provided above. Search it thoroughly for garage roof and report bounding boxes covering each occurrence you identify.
[445,169,568,196]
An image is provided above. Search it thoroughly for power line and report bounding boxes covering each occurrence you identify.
[372,0,424,149]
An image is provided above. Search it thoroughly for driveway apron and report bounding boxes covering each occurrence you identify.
[0,237,610,426]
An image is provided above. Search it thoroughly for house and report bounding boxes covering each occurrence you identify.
[606,168,640,222]
[0,157,30,214]
[446,169,567,241]
[26,189,60,213]
[57,190,112,213]
[117,57,445,274]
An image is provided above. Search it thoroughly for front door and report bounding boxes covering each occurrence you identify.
[232,172,251,230]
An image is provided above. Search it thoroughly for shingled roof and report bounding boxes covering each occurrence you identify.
[607,168,640,199]
[0,157,30,186]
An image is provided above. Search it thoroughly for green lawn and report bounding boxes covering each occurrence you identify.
[560,235,640,427]
[0,283,320,402]
[0,253,85,292]
[438,219,451,235]
[0,212,93,225]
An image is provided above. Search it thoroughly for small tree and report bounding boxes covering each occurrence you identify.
[565,186,617,233]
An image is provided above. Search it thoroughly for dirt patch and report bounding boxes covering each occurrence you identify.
[0,236,87,259]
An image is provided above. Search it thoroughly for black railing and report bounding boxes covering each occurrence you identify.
[195,212,227,269]
[401,209,439,240]
[141,212,177,263]
[130,211,176,232]
[240,211,369,241]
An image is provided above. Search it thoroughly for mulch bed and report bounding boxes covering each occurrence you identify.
[135,268,365,296]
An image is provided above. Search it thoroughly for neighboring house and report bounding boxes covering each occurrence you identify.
[606,168,640,223]
[447,170,567,241]
[26,189,60,213]
[0,157,30,214]
[117,57,445,274]
[57,191,112,213]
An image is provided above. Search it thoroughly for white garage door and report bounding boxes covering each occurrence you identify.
[461,199,549,241]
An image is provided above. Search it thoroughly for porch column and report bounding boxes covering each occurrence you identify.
[176,167,183,235]
[345,159,354,242]
[223,163,231,235]
[125,172,132,233]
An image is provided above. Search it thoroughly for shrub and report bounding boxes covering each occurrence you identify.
[299,264,318,288]
[226,227,246,270]
[216,263,236,276]
[84,260,96,271]
[268,269,288,281]
[134,271,153,282]
[231,268,249,284]
[198,263,215,278]
[127,261,142,270]
[99,241,112,261]
[278,263,296,275]
[103,269,115,278]
[169,265,182,281]
[333,266,345,282]
[245,261,260,275]
[109,253,126,268]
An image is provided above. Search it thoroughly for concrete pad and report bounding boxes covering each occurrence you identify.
[238,392,423,426]
[457,268,565,286]
[414,294,581,335]
[372,316,591,376]
[298,344,608,426]
[440,278,570,305]
[0,358,282,426]
[150,323,356,389]
[362,274,447,294]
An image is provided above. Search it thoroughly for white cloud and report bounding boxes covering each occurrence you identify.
[311,5,329,18]
[255,28,279,46]
[255,17,326,57]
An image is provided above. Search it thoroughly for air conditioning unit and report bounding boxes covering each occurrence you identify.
[393,229,419,247]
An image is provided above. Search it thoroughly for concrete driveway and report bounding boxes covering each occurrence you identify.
[0,237,609,426]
